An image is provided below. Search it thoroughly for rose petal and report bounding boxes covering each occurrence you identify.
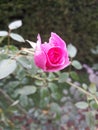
[34,50,47,70]
[41,43,51,53]
[36,34,42,51]
[47,47,64,64]
[45,60,70,72]
[49,32,66,48]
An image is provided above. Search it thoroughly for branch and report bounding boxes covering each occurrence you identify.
[66,80,98,104]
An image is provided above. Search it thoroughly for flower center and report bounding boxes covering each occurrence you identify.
[47,47,63,64]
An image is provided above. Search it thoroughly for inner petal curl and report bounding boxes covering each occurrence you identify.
[47,47,64,64]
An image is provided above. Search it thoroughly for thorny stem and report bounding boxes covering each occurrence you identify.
[21,48,34,55]
[33,75,45,81]
[65,81,98,104]
[66,81,92,96]
[10,48,34,60]
[28,74,47,86]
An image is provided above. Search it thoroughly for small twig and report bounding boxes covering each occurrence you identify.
[7,29,11,50]
[66,81,98,104]
[21,48,34,55]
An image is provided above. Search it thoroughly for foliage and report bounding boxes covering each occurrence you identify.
[0,0,98,64]
[0,20,98,130]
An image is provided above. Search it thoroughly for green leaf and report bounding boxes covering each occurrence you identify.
[16,56,32,69]
[19,95,28,107]
[90,100,98,109]
[10,33,25,42]
[72,60,82,70]
[48,83,61,100]
[16,55,37,75]
[40,87,49,99]
[82,83,88,90]
[0,31,8,36]
[50,103,61,112]
[35,80,43,86]
[8,20,22,30]
[0,59,17,79]
[4,81,20,93]
[15,65,26,80]
[48,83,58,93]
[87,95,94,101]
[85,111,95,129]
[0,53,8,60]
[16,86,37,96]
[51,92,61,101]
[67,43,77,58]
[48,73,56,81]
[58,72,69,83]
[27,57,37,75]
[40,87,50,108]
[75,101,88,109]
[50,103,61,119]
[89,83,96,94]
[6,45,18,52]
[70,71,79,81]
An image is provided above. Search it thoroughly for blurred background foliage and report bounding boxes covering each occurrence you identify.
[0,0,98,64]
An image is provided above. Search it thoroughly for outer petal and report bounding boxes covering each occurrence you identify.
[41,42,52,53]
[36,34,42,51]
[34,34,47,70]
[45,60,70,72]
[34,50,47,70]
[49,32,66,48]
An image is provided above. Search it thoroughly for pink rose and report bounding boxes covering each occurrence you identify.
[28,32,70,72]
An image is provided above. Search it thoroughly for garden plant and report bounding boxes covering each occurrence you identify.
[0,20,98,130]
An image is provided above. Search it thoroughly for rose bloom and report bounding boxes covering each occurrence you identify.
[28,32,70,72]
